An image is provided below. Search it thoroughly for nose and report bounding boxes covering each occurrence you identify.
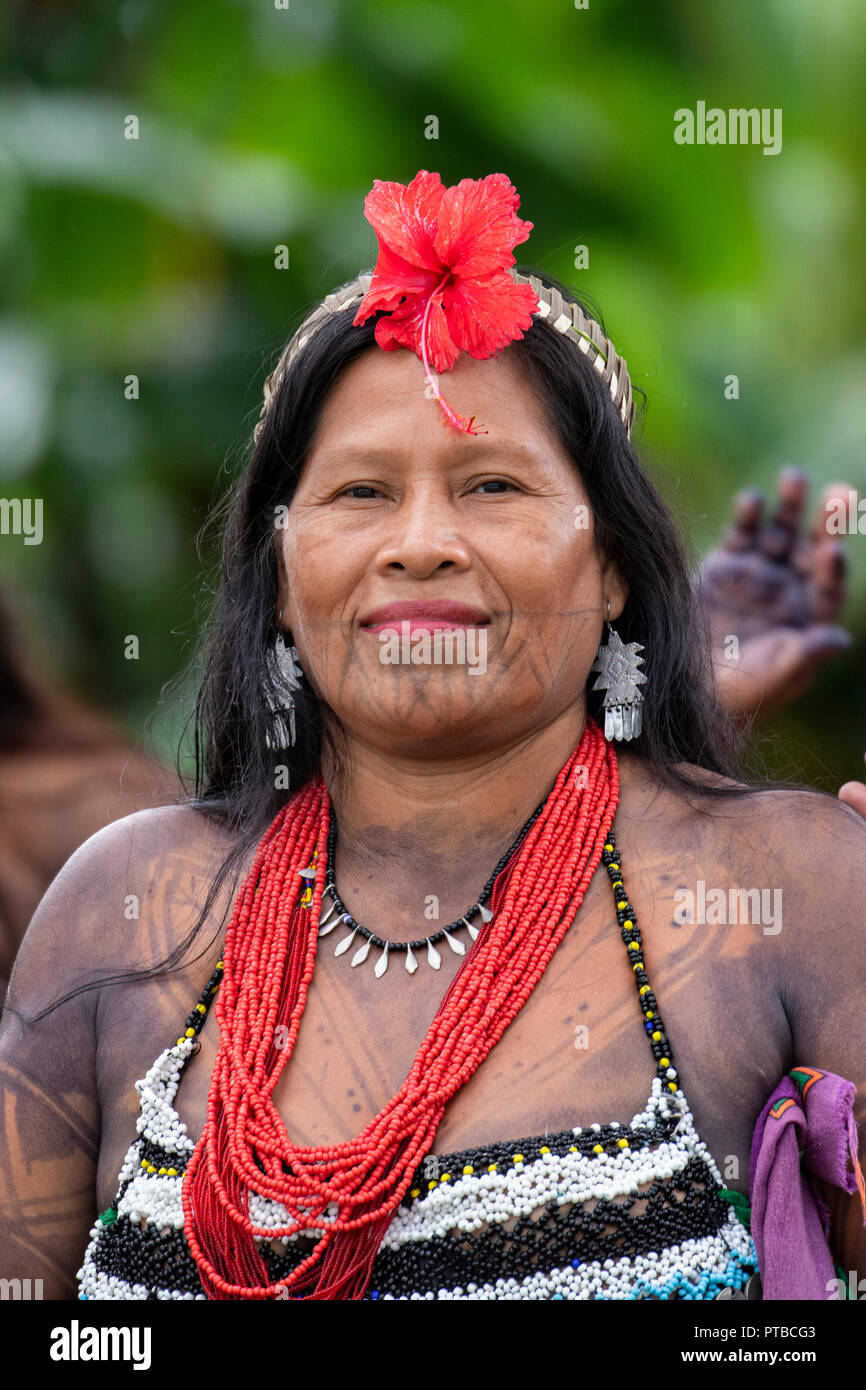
[371,483,473,577]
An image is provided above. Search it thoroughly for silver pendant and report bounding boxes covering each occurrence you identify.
[318,899,343,935]
[590,626,647,743]
[350,939,372,967]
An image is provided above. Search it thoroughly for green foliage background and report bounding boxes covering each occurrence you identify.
[1,0,864,788]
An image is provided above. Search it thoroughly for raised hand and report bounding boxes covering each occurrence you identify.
[697,467,852,720]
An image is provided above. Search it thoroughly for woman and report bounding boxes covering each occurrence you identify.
[2,171,865,1301]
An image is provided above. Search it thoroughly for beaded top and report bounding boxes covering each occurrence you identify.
[77,832,760,1300]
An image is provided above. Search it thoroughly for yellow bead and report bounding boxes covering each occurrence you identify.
[617,900,627,910]
[628,942,639,951]
[196,1003,206,1013]
[592,1144,604,1154]
[427,1180,438,1189]
[617,1139,629,1148]
[652,1030,662,1041]
[640,985,649,994]
[185,1028,195,1038]
[410,1188,420,1198]
[645,1011,654,1019]
[147,1165,156,1174]
[569,1146,577,1153]
[604,842,613,851]
[612,881,623,891]
[158,1167,167,1175]
[463,1165,474,1175]
[140,1157,148,1167]
[167,1169,178,1177]
[611,863,620,872]
[440,1173,450,1183]
[513,1155,524,1164]
[659,1057,669,1067]
[176,1038,185,1046]
[540,1146,550,1155]
[668,1082,678,1092]
[216,960,223,969]
[488,1164,497,1173]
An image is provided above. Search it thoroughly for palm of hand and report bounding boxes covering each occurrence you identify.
[697,468,850,719]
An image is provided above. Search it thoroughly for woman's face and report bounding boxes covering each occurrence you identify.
[276,343,626,758]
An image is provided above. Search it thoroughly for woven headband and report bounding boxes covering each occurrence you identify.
[254,171,635,444]
[254,268,635,444]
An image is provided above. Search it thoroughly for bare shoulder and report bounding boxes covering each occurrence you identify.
[21,800,238,892]
[687,775,866,894]
[0,800,240,1298]
[60,800,241,875]
[617,751,866,930]
[4,802,244,1019]
[630,752,866,855]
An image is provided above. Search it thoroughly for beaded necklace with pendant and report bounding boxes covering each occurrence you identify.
[313,800,545,978]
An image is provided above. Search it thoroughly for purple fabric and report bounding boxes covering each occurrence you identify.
[748,1067,866,1300]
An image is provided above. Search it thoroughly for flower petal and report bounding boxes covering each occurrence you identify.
[433,174,533,279]
[353,241,443,326]
[444,272,539,359]
[373,292,461,373]
[361,170,447,274]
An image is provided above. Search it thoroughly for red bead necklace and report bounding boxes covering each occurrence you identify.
[182,715,619,1299]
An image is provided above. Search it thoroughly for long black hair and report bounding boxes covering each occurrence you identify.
[20,267,765,1012]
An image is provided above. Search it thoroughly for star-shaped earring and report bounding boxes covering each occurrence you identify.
[265,632,305,749]
[590,626,647,742]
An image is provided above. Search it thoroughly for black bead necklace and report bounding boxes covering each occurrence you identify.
[316,797,546,978]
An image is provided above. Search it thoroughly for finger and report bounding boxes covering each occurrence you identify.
[838,782,866,821]
[797,623,852,663]
[808,542,847,622]
[758,466,810,561]
[810,481,853,546]
[722,489,764,552]
[793,480,851,579]
[770,465,810,532]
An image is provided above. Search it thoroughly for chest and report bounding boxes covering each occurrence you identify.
[94,859,792,1217]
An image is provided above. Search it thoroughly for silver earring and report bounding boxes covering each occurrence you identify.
[590,607,646,742]
[264,631,304,749]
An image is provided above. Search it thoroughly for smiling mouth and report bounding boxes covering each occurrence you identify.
[360,618,490,633]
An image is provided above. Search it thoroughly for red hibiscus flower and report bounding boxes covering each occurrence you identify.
[353,170,539,434]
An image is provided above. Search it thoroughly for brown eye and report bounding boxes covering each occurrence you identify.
[473,479,518,493]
